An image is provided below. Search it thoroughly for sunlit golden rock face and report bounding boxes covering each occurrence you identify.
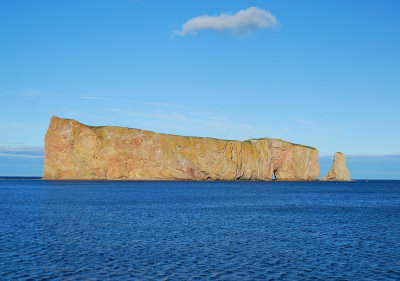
[43,116,319,181]
[321,152,351,181]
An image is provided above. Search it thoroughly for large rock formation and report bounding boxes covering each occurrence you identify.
[43,116,319,181]
[321,152,351,181]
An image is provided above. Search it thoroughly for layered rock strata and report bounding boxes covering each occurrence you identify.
[43,116,319,181]
[321,152,351,181]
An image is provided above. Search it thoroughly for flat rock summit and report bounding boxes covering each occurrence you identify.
[43,116,322,181]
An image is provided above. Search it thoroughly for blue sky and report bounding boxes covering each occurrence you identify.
[1,0,399,178]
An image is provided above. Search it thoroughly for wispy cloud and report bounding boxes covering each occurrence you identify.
[80,96,108,101]
[296,119,315,125]
[0,152,43,159]
[19,89,45,97]
[0,122,46,131]
[175,7,278,36]
[320,153,400,159]
[106,107,272,140]
[79,97,184,109]
[127,100,185,108]
[0,145,44,153]
[0,145,44,159]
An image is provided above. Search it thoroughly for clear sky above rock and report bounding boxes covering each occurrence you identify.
[0,0,399,177]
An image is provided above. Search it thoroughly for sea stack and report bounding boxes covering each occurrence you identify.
[43,116,319,181]
[321,152,351,181]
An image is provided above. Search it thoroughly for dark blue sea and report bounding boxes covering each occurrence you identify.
[1,179,400,280]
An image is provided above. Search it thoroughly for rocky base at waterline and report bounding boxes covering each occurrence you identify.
[43,116,320,181]
[321,152,351,181]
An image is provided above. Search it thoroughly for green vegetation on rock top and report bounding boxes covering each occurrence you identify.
[59,116,316,150]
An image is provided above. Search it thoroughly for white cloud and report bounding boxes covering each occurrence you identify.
[0,145,44,153]
[19,89,45,97]
[0,145,44,159]
[176,7,278,36]
[319,153,400,159]
[80,96,108,101]
[296,119,315,125]
[127,100,184,108]
[105,106,272,141]
[0,152,43,159]
[0,122,45,131]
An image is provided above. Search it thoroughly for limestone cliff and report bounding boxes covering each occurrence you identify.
[43,116,319,181]
[321,152,351,181]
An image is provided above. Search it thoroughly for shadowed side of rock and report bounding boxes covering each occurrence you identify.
[43,116,319,181]
[321,152,351,181]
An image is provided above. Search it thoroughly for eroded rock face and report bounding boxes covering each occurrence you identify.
[43,116,319,181]
[321,152,351,181]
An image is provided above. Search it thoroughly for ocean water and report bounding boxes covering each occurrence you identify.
[1,179,400,280]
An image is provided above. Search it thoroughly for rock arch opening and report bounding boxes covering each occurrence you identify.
[273,169,277,180]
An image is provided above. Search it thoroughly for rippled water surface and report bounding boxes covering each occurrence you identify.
[1,179,400,280]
